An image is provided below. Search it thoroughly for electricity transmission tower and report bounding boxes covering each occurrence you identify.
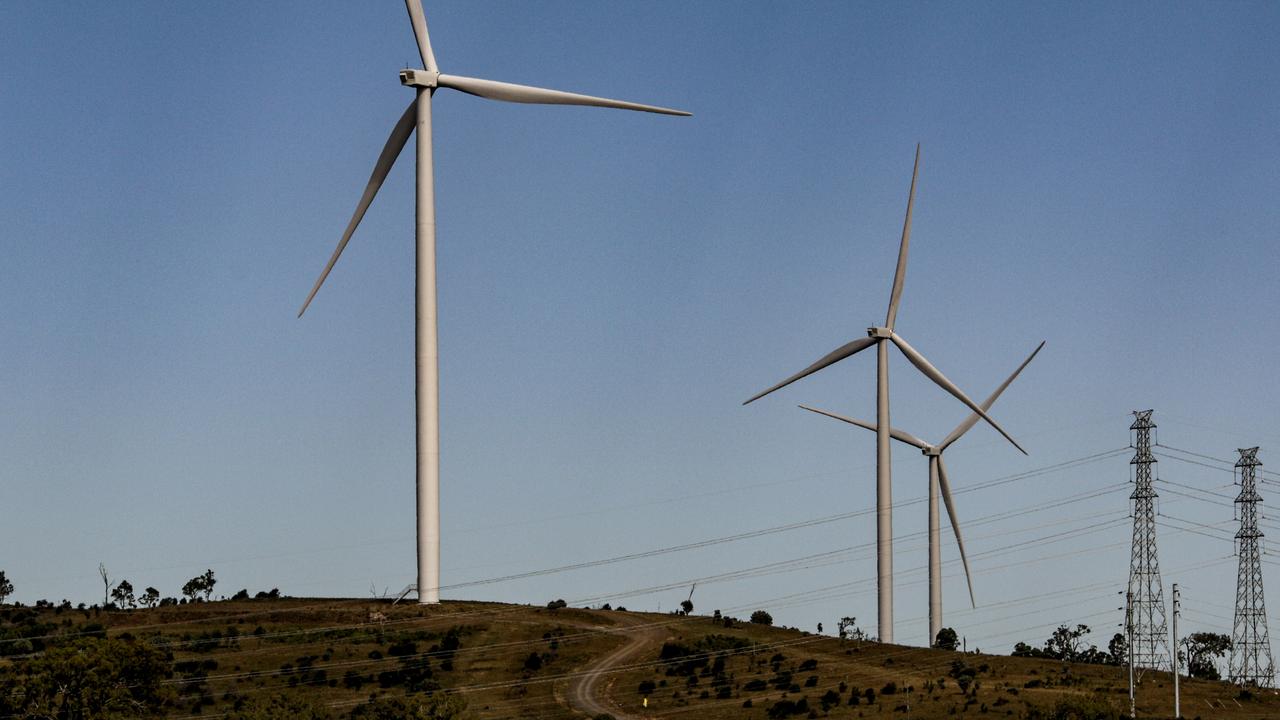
[1126,410,1169,672]
[1229,447,1274,687]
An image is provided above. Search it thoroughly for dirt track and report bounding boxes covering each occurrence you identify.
[565,614,666,719]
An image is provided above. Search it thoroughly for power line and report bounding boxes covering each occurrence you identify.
[425,450,1131,594]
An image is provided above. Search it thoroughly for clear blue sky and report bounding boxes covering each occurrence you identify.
[3,1,1279,653]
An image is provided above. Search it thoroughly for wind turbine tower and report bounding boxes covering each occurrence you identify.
[298,1,688,604]
[1126,410,1170,672]
[743,147,1027,643]
[1229,447,1275,687]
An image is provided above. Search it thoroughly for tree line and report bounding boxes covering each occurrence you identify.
[0,568,283,611]
[1011,623,1231,679]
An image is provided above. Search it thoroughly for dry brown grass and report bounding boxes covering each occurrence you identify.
[3,598,1275,719]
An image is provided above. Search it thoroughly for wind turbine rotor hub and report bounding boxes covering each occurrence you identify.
[867,326,892,339]
[400,68,440,89]
[922,446,941,457]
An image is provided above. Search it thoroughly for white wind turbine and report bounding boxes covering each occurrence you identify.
[743,146,1026,643]
[298,1,689,604]
[799,340,1044,644]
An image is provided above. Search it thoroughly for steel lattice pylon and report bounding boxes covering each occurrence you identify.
[1126,410,1169,673]
[1229,447,1275,687]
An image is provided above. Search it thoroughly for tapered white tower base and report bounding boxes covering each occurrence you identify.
[415,87,441,604]
[928,455,942,643]
[876,339,893,643]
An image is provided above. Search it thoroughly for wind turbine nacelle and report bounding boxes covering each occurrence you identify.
[400,68,440,89]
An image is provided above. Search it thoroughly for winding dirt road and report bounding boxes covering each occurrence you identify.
[565,615,666,719]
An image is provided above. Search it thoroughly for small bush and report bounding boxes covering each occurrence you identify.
[345,669,369,690]
[387,640,416,657]
[751,610,774,625]
[767,697,811,719]
[523,652,543,671]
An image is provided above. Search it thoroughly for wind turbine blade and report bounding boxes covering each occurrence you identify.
[742,337,876,405]
[437,74,691,116]
[298,99,417,318]
[797,405,929,450]
[937,454,976,608]
[939,341,1045,451]
[884,144,920,330]
[888,331,1027,455]
[404,0,438,72]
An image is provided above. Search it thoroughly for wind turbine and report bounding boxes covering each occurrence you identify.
[742,146,1026,643]
[799,340,1044,644]
[298,1,689,604]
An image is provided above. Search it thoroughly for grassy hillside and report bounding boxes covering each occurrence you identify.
[1,597,1275,719]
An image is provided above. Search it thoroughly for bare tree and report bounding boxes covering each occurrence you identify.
[0,571,13,604]
[99,563,109,607]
